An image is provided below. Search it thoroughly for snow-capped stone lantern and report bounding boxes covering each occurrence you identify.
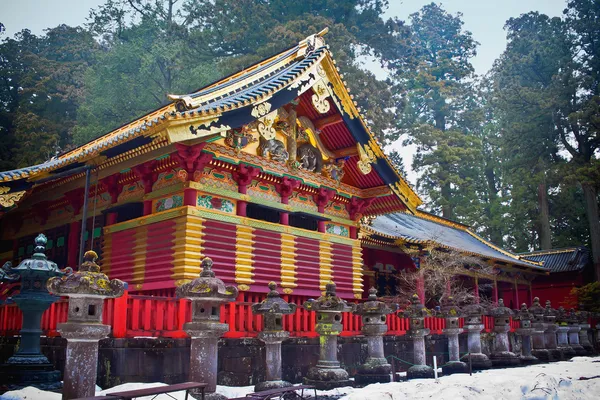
[543,300,562,360]
[556,307,576,359]
[0,234,70,391]
[439,297,468,374]
[489,299,520,366]
[352,287,397,384]
[400,294,434,379]
[176,257,238,400]
[460,303,492,369]
[251,282,297,392]
[302,281,352,390]
[47,250,125,400]
[530,297,551,361]
[566,309,587,356]
[576,308,594,354]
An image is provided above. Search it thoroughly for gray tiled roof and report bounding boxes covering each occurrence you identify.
[369,212,545,269]
[520,247,590,273]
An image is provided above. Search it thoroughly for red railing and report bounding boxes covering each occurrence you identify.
[1,291,532,339]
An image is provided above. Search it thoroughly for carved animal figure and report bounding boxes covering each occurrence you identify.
[259,136,289,163]
[298,143,323,172]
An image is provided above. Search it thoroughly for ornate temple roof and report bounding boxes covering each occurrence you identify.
[519,247,590,273]
[363,211,546,271]
[0,30,420,215]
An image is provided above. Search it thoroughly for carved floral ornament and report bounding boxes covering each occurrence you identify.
[0,186,26,208]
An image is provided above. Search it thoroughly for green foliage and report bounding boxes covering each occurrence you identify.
[569,282,600,312]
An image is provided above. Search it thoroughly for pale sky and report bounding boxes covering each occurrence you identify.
[1,0,567,185]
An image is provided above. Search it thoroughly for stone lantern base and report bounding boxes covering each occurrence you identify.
[460,352,492,370]
[254,380,293,392]
[558,345,577,359]
[0,362,62,392]
[304,365,351,390]
[547,348,564,361]
[531,348,552,362]
[406,364,434,379]
[441,360,468,375]
[490,351,521,367]
[355,357,392,385]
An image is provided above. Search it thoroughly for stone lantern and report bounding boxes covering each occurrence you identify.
[576,309,594,354]
[352,287,397,384]
[47,250,125,400]
[543,300,562,360]
[566,309,587,356]
[251,282,297,392]
[400,294,434,379]
[439,297,467,375]
[556,307,576,359]
[176,257,238,400]
[530,297,551,361]
[302,281,352,390]
[514,303,538,364]
[0,234,70,391]
[460,303,492,370]
[489,299,520,366]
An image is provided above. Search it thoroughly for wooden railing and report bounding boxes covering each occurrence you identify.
[0,291,528,339]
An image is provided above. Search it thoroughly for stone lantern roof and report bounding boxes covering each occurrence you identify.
[543,300,557,323]
[9,234,70,280]
[176,257,238,301]
[490,299,513,318]
[47,251,125,298]
[462,302,486,317]
[439,297,462,318]
[353,288,397,316]
[303,282,351,313]
[252,282,297,315]
[515,303,533,322]
[529,297,545,321]
[400,294,429,318]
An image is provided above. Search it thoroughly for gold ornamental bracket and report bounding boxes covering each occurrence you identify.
[164,116,230,144]
[0,187,26,208]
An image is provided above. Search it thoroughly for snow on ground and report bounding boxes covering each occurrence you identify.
[1,357,598,400]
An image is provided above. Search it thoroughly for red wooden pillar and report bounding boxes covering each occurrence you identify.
[143,200,153,215]
[318,220,326,233]
[237,201,247,217]
[474,276,480,304]
[280,212,289,225]
[183,189,197,207]
[492,279,499,305]
[112,290,129,338]
[105,212,118,226]
[349,226,357,239]
[416,273,425,304]
[67,222,81,269]
[513,282,520,308]
[528,284,533,306]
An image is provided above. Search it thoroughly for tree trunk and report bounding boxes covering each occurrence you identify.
[537,181,552,250]
[484,163,502,245]
[581,183,600,281]
[441,182,453,220]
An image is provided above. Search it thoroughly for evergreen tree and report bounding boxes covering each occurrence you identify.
[388,3,482,222]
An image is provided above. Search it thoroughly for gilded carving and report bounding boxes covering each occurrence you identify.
[225,128,257,152]
[322,160,345,182]
[0,189,26,208]
[311,80,331,114]
[251,101,272,118]
[357,143,374,175]
[258,136,289,163]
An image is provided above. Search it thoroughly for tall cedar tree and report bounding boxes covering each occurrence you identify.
[388,3,482,222]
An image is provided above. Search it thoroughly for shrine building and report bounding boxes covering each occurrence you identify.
[0,31,549,312]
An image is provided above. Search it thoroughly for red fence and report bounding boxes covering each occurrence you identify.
[0,291,524,339]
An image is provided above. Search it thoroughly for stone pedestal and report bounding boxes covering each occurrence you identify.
[440,299,467,375]
[353,288,396,384]
[47,250,125,400]
[402,295,434,379]
[568,325,587,356]
[460,304,491,370]
[251,283,296,392]
[177,258,238,400]
[490,300,520,367]
[59,323,111,399]
[529,298,551,362]
[543,301,562,361]
[578,323,594,354]
[514,304,538,365]
[556,326,576,359]
[303,282,351,390]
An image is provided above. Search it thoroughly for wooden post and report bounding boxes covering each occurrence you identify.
[513,281,520,308]
[67,221,81,269]
[112,290,128,338]
[474,276,480,304]
[492,279,499,306]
